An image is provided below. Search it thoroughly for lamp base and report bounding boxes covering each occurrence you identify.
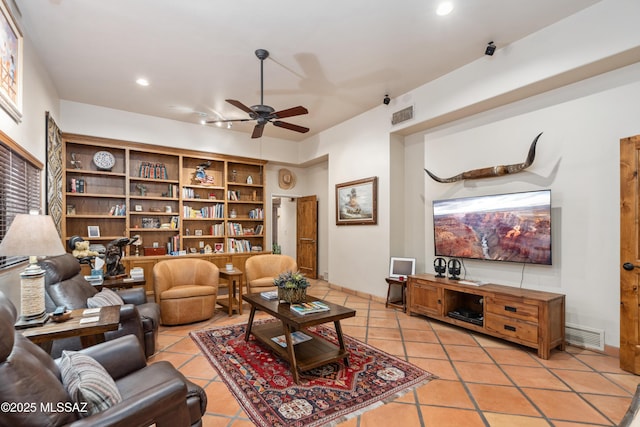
[14,311,48,329]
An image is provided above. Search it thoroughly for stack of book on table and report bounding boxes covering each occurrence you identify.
[290,301,330,315]
[271,331,312,347]
[260,290,278,300]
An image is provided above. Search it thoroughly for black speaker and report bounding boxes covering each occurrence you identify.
[434,257,446,278]
[447,258,461,280]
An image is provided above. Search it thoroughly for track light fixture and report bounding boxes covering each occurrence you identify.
[485,41,496,56]
[383,94,391,105]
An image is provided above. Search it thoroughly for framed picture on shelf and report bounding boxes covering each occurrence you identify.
[335,176,378,225]
[87,226,100,238]
[66,204,76,215]
[134,204,143,212]
[214,242,223,253]
[0,0,22,123]
[194,229,203,236]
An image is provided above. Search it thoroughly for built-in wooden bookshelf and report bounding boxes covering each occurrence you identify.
[60,133,267,257]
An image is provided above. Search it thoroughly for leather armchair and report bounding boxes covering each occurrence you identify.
[244,254,298,294]
[153,259,219,325]
[0,290,206,427]
[39,254,159,358]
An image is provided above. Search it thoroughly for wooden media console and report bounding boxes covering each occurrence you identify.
[407,273,565,359]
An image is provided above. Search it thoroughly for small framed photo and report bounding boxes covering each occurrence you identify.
[214,242,223,253]
[189,247,197,254]
[87,226,100,238]
[66,204,76,215]
[134,204,143,212]
[194,229,203,236]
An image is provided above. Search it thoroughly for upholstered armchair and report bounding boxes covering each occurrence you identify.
[0,290,206,427]
[153,258,219,325]
[39,253,159,358]
[244,254,298,294]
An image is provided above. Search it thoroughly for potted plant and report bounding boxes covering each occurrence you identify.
[273,270,309,303]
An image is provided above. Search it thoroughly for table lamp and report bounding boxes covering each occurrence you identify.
[0,211,66,328]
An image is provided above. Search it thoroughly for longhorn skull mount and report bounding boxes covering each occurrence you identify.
[424,132,542,183]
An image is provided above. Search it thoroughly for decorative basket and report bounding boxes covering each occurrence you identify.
[278,287,307,304]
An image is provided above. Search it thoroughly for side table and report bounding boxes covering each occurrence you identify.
[385,277,407,312]
[22,305,120,352]
[218,268,244,316]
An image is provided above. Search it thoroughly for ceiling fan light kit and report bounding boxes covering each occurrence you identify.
[207,49,310,138]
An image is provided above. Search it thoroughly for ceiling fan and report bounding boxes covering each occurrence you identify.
[207,49,310,139]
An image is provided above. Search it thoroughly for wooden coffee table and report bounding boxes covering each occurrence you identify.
[22,305,120,352]
[243,293,356,383]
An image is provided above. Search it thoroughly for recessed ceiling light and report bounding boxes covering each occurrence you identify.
[136,78,149,86]
[436,1,454,16]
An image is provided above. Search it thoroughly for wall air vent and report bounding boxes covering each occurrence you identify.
[565,323,605,352]
[391,106,413,125]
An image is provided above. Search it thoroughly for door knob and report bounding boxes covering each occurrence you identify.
[623,262,640,271]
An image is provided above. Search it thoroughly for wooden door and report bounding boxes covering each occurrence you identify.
[620,135,640,373]
[296,195,318,279]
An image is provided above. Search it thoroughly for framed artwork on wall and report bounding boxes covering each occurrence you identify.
[335,176,378,225]
[0,0,22,122]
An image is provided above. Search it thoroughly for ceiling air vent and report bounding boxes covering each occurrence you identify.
[391,106,413,125]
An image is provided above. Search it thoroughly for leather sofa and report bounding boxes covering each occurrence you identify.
[39,253,159,358]
[0,290,206,427]
[244,254,298,294]
[153,258,219,325]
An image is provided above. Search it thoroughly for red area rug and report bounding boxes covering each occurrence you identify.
[190,320,435,427]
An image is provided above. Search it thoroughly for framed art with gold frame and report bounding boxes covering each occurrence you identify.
[335,176,378,225]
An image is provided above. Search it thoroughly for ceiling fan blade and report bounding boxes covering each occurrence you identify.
[226,99,253,114]
[272,106,308,119]
[272,121,310,134]
[251,123,265,139]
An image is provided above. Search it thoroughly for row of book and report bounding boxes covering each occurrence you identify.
[227,223,264,236]
[226,238,252,253]
[108,204,126,216]
[183,204,224,219]
[167,235,180,253]
[248,208,263,219]
[210,223,225,236]
[138,162,168,180]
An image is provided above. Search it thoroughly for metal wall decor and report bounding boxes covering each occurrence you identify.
[424,132,542,183]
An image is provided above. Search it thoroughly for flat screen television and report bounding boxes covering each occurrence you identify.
[432,189,551,265]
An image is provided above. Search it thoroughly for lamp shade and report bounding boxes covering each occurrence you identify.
[0,213,66,257]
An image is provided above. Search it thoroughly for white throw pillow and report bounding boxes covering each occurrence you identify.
[59,350,122,417]
[86,288,124,308]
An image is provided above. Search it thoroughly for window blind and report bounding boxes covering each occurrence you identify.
[0,142,41,269]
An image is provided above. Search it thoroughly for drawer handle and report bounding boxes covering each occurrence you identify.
[504,325,516,332]
[504,306,517,313]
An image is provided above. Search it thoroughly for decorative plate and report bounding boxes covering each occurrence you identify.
[93,150,115,171]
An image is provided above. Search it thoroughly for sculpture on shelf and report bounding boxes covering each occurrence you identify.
[105,236,139,278]
[193,161,214,185]
[70,152,82,169]
[136,183,147,196]
[424,132,542,183]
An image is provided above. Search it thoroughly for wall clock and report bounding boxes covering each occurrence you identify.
[93,150,115,171]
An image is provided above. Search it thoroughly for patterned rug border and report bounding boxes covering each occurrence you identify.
[190,319,436,427]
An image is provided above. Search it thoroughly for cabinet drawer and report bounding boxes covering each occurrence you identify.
[486,296,538,322]
[485,314,538,345]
